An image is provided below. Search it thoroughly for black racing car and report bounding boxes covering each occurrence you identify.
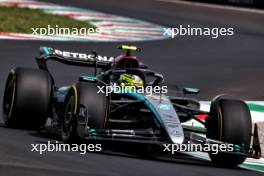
[3,45,261,165]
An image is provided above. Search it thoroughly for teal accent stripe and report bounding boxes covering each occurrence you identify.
[247,103,264,113]
[43,47,49,55]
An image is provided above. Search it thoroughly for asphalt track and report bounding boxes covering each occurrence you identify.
[0,0,264,175]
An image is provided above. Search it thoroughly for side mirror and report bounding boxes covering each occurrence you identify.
[183,87,200,95]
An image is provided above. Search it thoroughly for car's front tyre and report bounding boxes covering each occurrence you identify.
[206,97,252,166]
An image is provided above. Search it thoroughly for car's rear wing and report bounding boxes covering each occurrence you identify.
[36,46,114,70]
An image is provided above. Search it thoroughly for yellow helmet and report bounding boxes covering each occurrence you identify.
[118,74,143,87]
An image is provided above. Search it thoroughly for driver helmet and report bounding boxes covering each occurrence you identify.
[118,74,143,87]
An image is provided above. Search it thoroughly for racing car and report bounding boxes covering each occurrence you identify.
[3,45,261,165]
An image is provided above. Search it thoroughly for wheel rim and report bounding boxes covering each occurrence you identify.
[3,75,16,120]
[63,96,75,135]
[218,107,223,140]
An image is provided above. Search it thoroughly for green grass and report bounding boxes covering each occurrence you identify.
[0,6,95,34]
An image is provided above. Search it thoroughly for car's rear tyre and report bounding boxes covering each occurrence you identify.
[61,82,109,143]
[206,97,252,165]
[3,67,52,129]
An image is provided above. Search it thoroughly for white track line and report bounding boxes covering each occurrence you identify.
[156,0,264,15]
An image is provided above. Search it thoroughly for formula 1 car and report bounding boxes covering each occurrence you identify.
[3,45,261,165]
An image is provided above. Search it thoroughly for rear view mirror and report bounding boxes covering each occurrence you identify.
[183,87,200,95]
